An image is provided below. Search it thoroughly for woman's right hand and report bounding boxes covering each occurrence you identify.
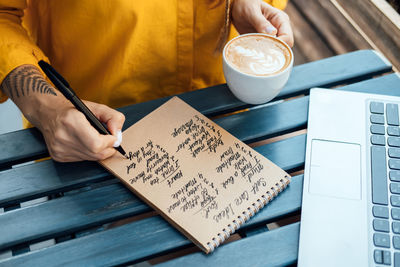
[1,64,125,162]
[35,99,125,162]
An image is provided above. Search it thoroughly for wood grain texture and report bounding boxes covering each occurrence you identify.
[340,73,400,95]
[285,1,335,64]
[0,128,47,170]
[280,50,392,98]
[159,223,300,267]
[215,96,308,143]
[336,0,400,71]
[0,160,110,207]
[292,0,372,54]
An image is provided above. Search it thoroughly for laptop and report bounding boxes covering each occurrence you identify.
[299,88,400,267]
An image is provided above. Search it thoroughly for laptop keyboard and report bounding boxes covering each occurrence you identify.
[370,101,400,266]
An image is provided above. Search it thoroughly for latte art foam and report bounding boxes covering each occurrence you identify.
[225,35,291,76]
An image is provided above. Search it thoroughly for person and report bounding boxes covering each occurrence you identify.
[0,0,293,162]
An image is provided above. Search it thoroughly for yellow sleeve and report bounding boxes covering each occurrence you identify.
[265,0,288,10]
[0,0,48,102]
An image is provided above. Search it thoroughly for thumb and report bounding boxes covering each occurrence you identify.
[105,111,125,136]
[251,10,277,35]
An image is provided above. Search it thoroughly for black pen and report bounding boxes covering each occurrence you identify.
[38,60,127,158]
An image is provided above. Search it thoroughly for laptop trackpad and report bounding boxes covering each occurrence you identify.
[309,139,361,200]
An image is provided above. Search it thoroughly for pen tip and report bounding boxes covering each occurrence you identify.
[116,146,128,159]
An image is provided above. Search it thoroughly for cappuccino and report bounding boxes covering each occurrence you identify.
[225,35,291,76]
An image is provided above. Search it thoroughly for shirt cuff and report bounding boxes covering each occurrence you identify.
[0,44,48,103]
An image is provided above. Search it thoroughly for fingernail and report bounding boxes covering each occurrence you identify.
[266,26,277,34]
[113,130,122,147]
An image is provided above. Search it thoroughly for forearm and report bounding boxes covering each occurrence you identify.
[0,64,67,128]
[0,64,124,162]
[0,1,50,103]
[1,65,57,98]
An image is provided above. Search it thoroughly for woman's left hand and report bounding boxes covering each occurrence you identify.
[231,0,294,47]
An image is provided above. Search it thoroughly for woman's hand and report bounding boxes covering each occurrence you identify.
[36,99,126,162]
[231,0,294,47]
[0,64,125,162]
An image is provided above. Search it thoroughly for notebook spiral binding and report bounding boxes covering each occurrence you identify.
[206,175,291,253]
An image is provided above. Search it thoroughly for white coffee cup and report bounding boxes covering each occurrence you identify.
[222,33,294,104]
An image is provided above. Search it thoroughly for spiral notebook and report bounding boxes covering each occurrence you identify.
[101,97,291,253]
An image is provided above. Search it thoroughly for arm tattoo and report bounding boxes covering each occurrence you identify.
[0,65,57,100]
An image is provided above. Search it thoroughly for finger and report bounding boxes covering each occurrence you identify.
[86,101,125,135]
[61,131,115,161]
[85,132,117,155]
[277,21,294,47]
[51,151,91,162]
[106,112,125,137]
[67,111,118,155]
[264,20,278,36]
[75,136,116,160]
[250,7,278,35]
[95,147,117,161]
[43,135,80,162]
[48,139,97,162]
[261,3,294,47]
[48,118,102,161]
[79,134,117,160]
[45,107,117,162]
[113,130,123,148]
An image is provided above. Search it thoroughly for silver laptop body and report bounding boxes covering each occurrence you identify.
[299,88,400,267]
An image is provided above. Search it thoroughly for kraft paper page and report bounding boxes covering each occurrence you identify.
[101,97,291,253]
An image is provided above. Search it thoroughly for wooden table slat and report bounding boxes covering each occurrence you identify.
[340,72,400,95]
[0,134,306,251]
[280,50,392,98]
[0,174,303,266]
[0,183,148,251]
[0,128,48,170]
[215,96,308,143]
[0,160,110,207]
[0,50,391,169]
[159,222,300,267]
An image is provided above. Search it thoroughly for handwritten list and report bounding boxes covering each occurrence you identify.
[101,97,290,253]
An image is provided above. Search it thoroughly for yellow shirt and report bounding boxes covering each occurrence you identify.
[0,0,287,109]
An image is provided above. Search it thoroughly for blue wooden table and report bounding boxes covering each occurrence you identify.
[0,50,396,266]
